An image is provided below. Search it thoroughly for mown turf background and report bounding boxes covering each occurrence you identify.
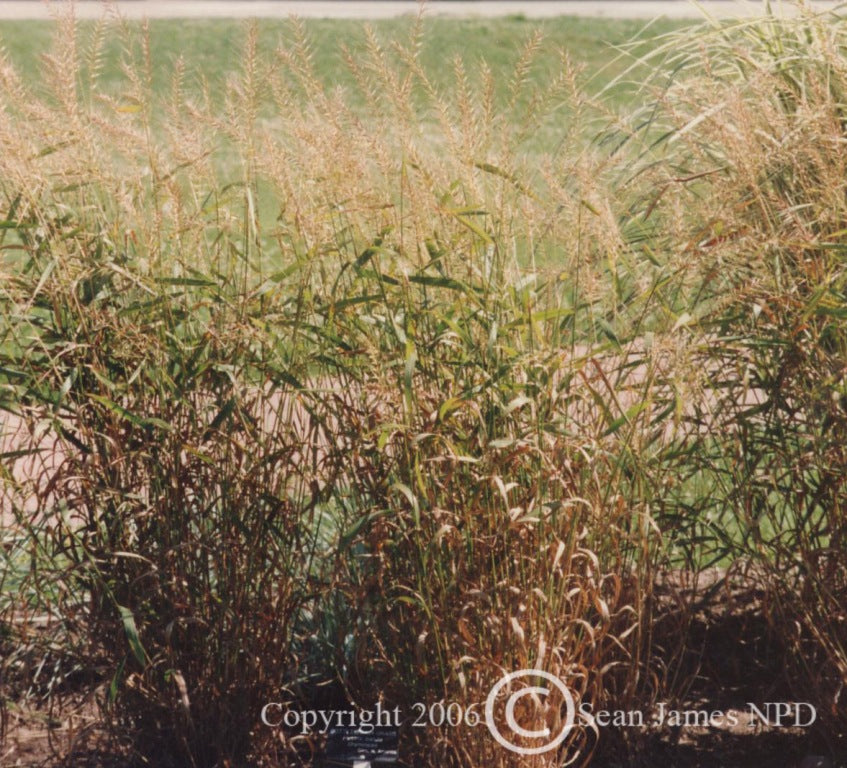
[0,16,691,115]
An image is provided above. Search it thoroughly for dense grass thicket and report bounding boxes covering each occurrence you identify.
[1,5,845,767]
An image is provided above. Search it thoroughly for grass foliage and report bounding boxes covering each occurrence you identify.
[1,4,845,766]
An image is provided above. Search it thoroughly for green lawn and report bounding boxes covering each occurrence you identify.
[0,15,691,112]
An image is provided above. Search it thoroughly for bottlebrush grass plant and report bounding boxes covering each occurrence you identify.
[325,268,671,767]
[0,9,671,766]
[4,3,845,767]
[614,3,847,741]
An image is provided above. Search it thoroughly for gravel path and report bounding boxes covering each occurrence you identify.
[0,0,841,21]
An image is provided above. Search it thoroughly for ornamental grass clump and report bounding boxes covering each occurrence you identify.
[0,10,676,766]
[0,14,355,766]
[319,235,672,766]
[11,3,847,766]
[615,4,847,740]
